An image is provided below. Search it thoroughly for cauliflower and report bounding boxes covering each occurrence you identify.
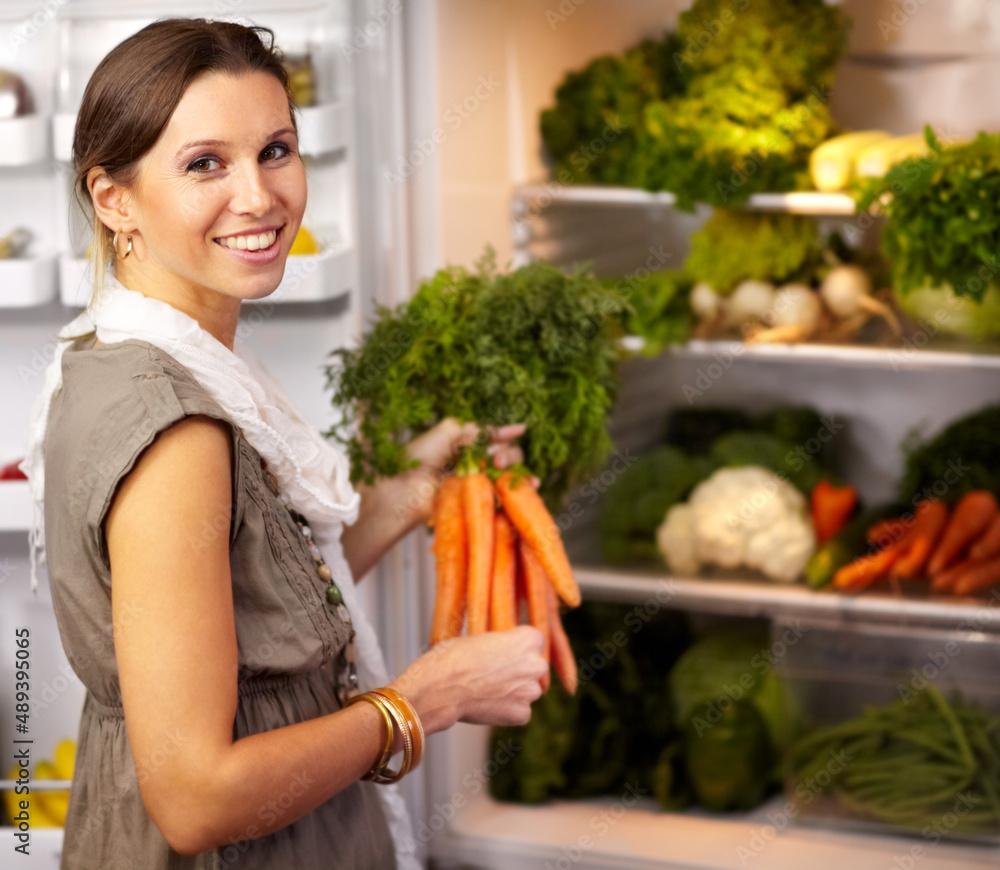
[656,465,815,583]
[656,503,700,576]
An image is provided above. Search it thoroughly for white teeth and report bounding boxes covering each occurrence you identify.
[218,230,277,251]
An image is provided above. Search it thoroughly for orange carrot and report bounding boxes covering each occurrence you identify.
[495,472,580,608]
[867,517,912,548]
[930,556,979,593]
[953,555,1000,596]
[969,513,1000,561]
[926,491,1000,576]
[833,545,904,591]
[489,513,518,632]
[546,581,577,695]
[889,499,949,580]
[519,540,551,691]
[462,472,496,635]
[429,476,468,645]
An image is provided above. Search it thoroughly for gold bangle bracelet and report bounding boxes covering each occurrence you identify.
[370,687,425,773]
[347,691,413,784]
[345,692,400,782]
[371,693,414,783]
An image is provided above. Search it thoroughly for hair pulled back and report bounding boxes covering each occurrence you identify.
[73,18,295,303]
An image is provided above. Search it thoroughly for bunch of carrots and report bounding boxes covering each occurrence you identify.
[429,466,581,695]
[833,490,1000,596]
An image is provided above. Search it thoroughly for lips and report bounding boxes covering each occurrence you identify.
[215,228,278,251]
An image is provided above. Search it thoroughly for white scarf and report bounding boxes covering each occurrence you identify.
[21,271,419,870]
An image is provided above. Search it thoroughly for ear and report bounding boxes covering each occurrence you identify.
[87,167,137,234]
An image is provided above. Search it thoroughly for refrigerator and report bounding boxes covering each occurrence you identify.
[1,1,1000,868]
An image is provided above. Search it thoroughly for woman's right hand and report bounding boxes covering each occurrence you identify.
[389,626,548,736]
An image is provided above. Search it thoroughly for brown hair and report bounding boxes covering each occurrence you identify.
[72,18,296,306]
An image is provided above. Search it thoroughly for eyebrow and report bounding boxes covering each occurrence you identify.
[175,127,297,157]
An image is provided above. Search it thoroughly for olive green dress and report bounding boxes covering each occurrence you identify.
[42,339,396,870]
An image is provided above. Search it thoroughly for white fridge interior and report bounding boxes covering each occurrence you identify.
[417,1,1000,868]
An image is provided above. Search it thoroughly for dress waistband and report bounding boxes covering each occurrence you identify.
[85,664,336,719]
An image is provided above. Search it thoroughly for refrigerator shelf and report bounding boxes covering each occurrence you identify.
[0,115,52,167]
[58,245,356,307]
[434,792,997,870]
[512,184,858,216]
[572,565,1000,634]
[643,337,1000,372]
[0,258,58,308]
[0,481,32,532]
[0,779,71,791]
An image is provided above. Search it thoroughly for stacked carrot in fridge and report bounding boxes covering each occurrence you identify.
[429,469,581,694]
[833,490,1000,595]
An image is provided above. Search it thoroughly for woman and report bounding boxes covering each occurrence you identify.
[22,18,547,870]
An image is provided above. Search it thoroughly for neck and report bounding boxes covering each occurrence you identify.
[114,258,241,351]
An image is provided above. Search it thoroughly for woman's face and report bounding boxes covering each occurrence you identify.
[124,70,306,305]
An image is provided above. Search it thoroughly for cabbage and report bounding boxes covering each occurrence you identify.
[896,283,1000,341]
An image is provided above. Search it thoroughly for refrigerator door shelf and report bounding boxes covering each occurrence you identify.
[0,827,62,869]
[0,115,51,167]
[53,101,352,163]
[59,246,356,307]
[512,185,858,216]
[0,480,31,532]
[0,258,58,308]
[297,101,352,158]
[257,243,356,304]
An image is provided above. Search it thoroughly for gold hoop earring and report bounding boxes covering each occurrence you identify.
[112,229,133,260]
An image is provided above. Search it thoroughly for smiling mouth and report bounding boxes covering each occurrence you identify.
[214,228,279,251]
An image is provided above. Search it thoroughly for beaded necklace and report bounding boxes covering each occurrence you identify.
[261,458,359,704]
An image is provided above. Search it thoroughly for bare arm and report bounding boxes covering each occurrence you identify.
[106,416,545,855]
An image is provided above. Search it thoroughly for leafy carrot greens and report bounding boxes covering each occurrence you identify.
[324,252,625,503]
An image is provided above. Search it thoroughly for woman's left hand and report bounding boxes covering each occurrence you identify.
[401,417,527,524]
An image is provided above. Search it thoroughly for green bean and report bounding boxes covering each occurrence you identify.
[925,683,976,771]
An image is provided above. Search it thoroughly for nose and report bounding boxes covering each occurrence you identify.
[229,161,273,217]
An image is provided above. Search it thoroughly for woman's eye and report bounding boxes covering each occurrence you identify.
[261,143,293,162]
[188,156,221,172]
